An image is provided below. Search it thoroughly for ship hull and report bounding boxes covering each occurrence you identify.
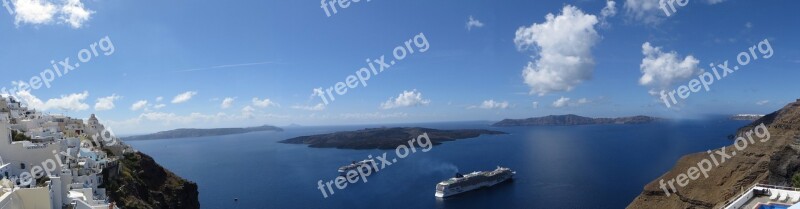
[435,173,514,198]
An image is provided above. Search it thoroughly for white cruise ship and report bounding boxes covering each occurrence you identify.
[435,166,515,198]
[337,159,376,175]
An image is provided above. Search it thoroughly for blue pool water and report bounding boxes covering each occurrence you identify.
[127,118,750,209]
[759,204,791,209]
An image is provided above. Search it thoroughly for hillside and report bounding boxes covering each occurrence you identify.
[124,125,283,140]
[627,99,800,208]
[105,152,200,209]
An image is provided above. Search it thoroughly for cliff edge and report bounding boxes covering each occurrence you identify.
[104,152,200,209]
[628,99,800,209]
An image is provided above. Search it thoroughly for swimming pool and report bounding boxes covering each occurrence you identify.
[757,203,791,209]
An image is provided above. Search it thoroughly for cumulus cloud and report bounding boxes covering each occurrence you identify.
[515,5,600,95]
[252,97,278,108]
[221,97,235,109]
[11,0,93,28]
[131,100,148,111]
[638,42,702,94]
[469,100,509,109]
[153,104,166,109]
[16,90,89,111]
[623,0,664,25]
[600,1,617,27]
[380,90,430,109]
[171,91,197,104]
[155,96,163,102]
[94,94,120,111]
[466,15,484,31]
[552,97,571,108]
[59,0,93,28]
[624,0,727,25]
[552,97,592,108]
[292,103,326,111]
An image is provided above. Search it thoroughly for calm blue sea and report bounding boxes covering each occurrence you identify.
[126,118,750,209]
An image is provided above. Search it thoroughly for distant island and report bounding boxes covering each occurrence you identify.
[279,127,507,149]
[730,114,765,121]
[124,125,283,140]
[492,114,662,126]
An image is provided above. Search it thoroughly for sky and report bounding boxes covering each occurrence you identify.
[0,0,798,134]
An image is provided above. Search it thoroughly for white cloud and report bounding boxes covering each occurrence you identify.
[241,105,256,117]
[221,97,235,109]
[59,0,93,28]
[380,89,430,109]
[515,5,600,95]
[552,97,592,108]
[16,90,89,111]
[552,97,571,108]
[94,94,120,111]
[153,104,166,109]
[466,15,484,31]
[623,0,664,25]
[11,0,93,28]
[155,96,163,102]
[638,42,702,94]
[12,0,56,26]
[131,100,148,111]
[624,0,726,25]
[171,91,197,104]
[756,100,769,106]
[532,101,539,109]
[252,97,278,108]
[469,100,509,109]
[600,1,617,27]
[291,103,326,111]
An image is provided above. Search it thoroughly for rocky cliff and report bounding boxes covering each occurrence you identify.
[104,152,200,209]
[628,100,800,209]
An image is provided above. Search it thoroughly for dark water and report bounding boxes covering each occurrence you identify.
[127,119,750,209]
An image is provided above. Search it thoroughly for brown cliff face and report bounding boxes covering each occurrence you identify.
[627,100,800,209]
[104,152,200,209]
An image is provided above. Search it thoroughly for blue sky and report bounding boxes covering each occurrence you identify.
[0,0,798,134]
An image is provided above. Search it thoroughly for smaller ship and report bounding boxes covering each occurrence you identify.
[435,166,515,198]
[338,159,376,175]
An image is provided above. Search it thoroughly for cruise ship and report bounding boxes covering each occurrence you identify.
[435,166,515,198]
[337,159,376,175]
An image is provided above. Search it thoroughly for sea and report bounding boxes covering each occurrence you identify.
[126,118,751,209]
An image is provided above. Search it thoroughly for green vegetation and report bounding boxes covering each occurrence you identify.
[10,130,31,142]
[792,172,800,188]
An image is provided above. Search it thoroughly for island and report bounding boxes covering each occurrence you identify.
[492,114,662,126]
[123,125,283,140]
[279,127,507,149]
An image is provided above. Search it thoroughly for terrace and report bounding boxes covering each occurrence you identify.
[723,184,800,209]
